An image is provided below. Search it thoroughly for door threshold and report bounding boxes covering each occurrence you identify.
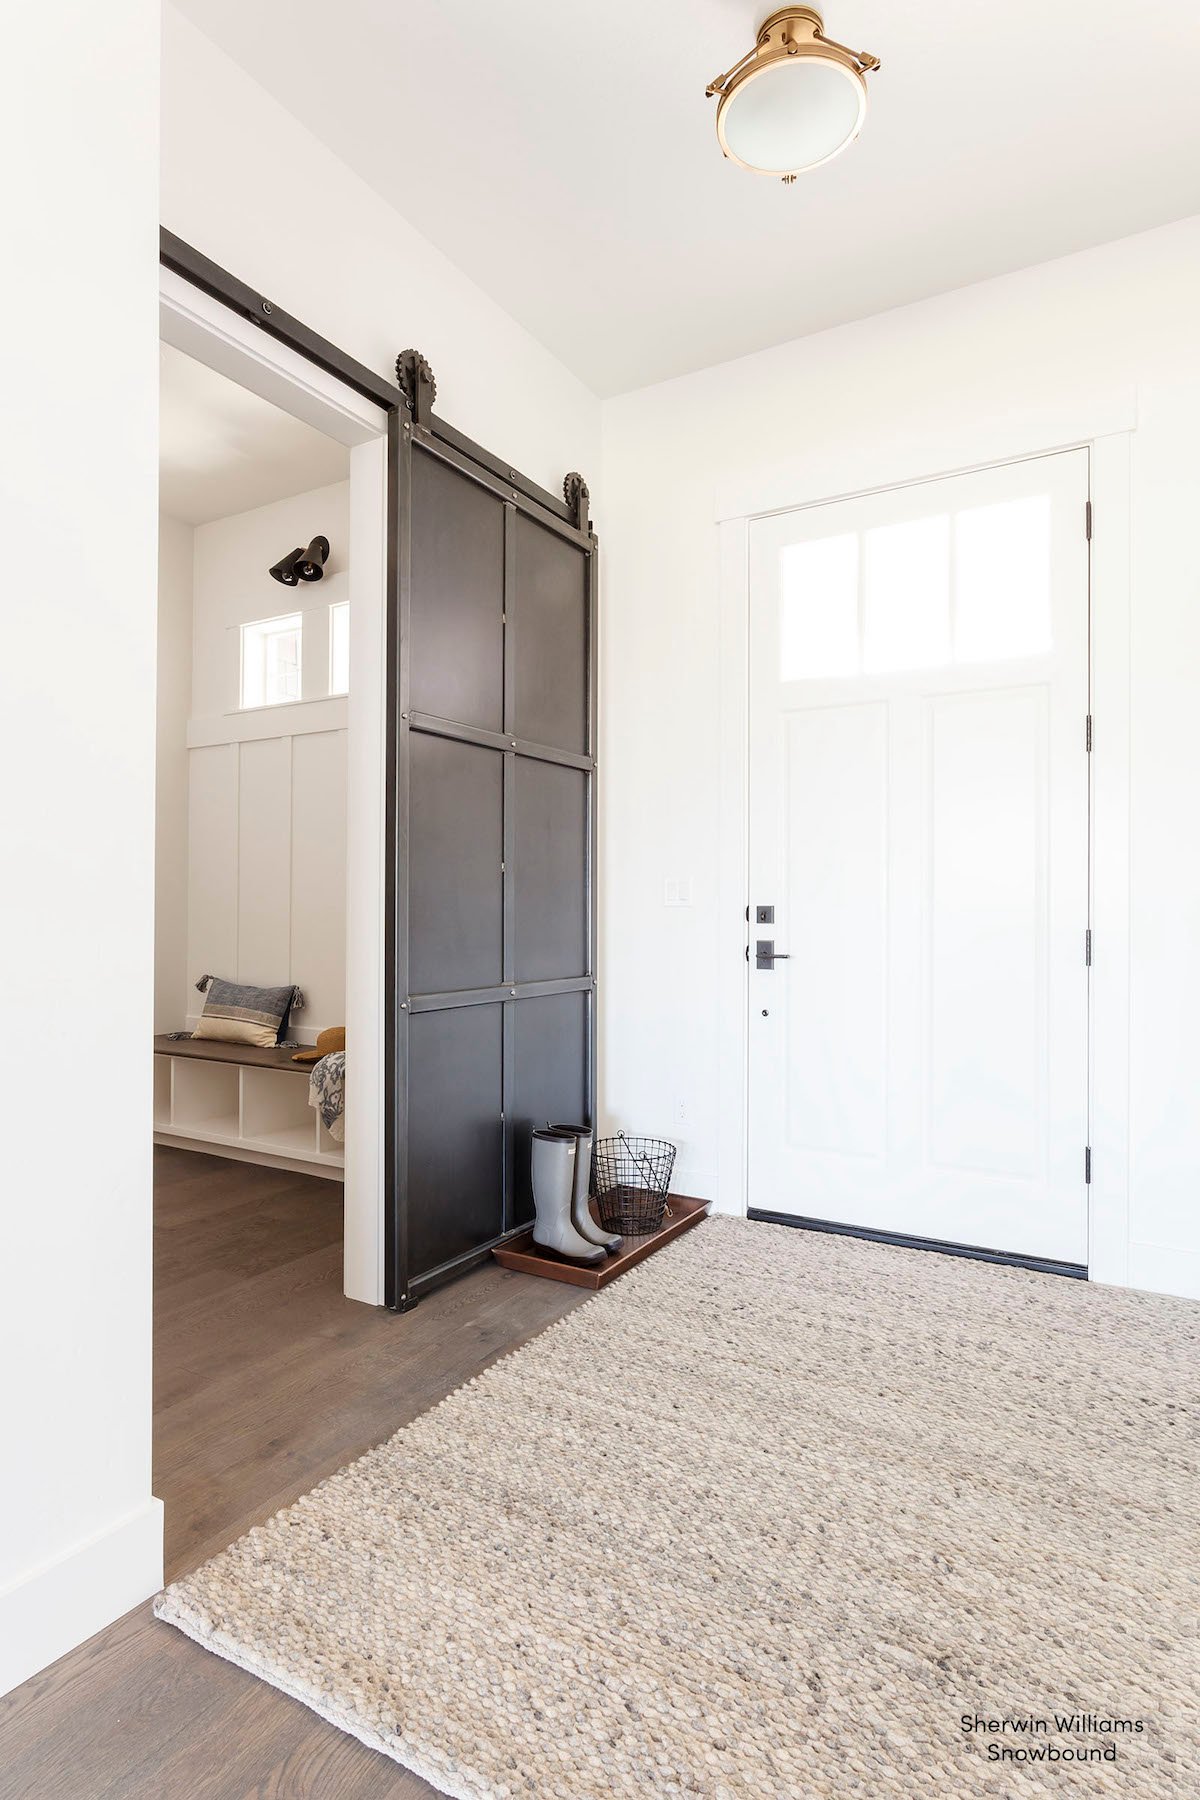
[746,1209,1087,1280]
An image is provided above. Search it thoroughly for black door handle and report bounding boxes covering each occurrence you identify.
[755,940,791,970]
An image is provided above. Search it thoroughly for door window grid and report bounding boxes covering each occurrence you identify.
[240,612,302,709]
[780,494,1052,681]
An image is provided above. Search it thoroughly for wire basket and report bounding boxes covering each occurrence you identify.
[592,1133,677,1236]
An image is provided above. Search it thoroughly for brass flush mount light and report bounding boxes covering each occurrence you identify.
[706,7,880,180]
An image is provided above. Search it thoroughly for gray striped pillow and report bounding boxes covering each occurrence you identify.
[191,975,301,1048]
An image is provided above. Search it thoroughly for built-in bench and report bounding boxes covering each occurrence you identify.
[153,1034,343,1179]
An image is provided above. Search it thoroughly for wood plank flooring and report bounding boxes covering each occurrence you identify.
[0,1147,588,1799]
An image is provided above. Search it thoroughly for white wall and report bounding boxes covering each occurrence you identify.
[0,0,601,1703]
[185,481,351,1039]
[599,215,1200,1301]
[190,479,349,721]
[156,514,194,1032]
[161,6,602,503]
[0,0,163,1697]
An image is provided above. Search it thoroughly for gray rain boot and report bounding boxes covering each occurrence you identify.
[531,1128,605,1264]
[550,1124,623,1255]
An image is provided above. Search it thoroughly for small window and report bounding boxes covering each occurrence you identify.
[241,612,302,709]
[329,601,350,695]
[778,489,1055,683]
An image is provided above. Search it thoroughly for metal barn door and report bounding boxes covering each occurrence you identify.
[387,374,596,1309]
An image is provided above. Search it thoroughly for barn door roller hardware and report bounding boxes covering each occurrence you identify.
[563,471,591,533]
[395,348,437,427]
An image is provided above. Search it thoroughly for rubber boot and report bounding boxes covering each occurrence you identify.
[550,1124,623,1255]
[531,1129,605,1264]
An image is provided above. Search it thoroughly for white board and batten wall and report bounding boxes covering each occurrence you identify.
[155,479,351,1182]
[174,479,351,1046]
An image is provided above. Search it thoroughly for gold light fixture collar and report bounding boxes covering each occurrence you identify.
[706,7,881,179]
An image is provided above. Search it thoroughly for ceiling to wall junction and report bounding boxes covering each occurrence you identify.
[159,344,349,524]
[172,0,1200,395]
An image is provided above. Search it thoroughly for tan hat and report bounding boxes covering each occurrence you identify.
[293,1025,345,1065]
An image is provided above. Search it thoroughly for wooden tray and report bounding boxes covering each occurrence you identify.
[492,1194,709,1289]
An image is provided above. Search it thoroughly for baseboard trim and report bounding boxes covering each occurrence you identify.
[0,1496,164,1697]
[152,1131,343,1183]
[747,1210,1088,1280]
[1126,1239,1200,1302]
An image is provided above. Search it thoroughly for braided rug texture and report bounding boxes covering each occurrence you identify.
[156,1216,1199,1798]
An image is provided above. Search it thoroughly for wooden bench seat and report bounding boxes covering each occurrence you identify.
[153,1034,309,1072]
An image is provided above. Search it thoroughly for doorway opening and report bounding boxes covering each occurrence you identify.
[159,257,390,1306]
[154,341,352,1176]
[154,268,389,1579]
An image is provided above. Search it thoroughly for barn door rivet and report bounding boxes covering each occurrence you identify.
[261,299,273,315]
[511,490,519,501]
[510,988,517,997]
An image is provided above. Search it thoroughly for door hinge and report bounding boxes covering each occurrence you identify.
[1085,499,1093,540]
[1086,713,1093,753]
[1085,927,1092,966]
[1085,1145,1092,1185]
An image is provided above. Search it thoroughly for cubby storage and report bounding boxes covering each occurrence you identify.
[317,1118,343,1160]
[242,1066,320,1159]
[171,1058,240,1139]
[153,1037,343,1178]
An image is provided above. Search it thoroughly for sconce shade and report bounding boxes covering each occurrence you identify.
[295,536,330,582]
[269,547,305,586]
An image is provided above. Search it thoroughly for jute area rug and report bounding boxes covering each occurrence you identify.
[156,1217,1198,1798]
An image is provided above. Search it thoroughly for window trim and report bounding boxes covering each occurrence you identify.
[239,609,303,711]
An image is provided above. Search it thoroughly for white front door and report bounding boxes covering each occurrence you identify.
[747,450,1090,1266]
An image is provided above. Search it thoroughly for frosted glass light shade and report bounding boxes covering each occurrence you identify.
[717,54,866,174]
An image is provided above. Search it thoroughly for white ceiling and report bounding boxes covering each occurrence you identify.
[159,344,349,525]
[174,0,1200,396]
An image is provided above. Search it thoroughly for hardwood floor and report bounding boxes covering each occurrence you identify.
[0,1147,587,1799]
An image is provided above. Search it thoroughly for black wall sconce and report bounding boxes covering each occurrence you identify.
[269,536,330,585]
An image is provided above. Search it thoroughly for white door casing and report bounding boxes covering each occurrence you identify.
[747,450,1090,1265]
[160,266,389,1304]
